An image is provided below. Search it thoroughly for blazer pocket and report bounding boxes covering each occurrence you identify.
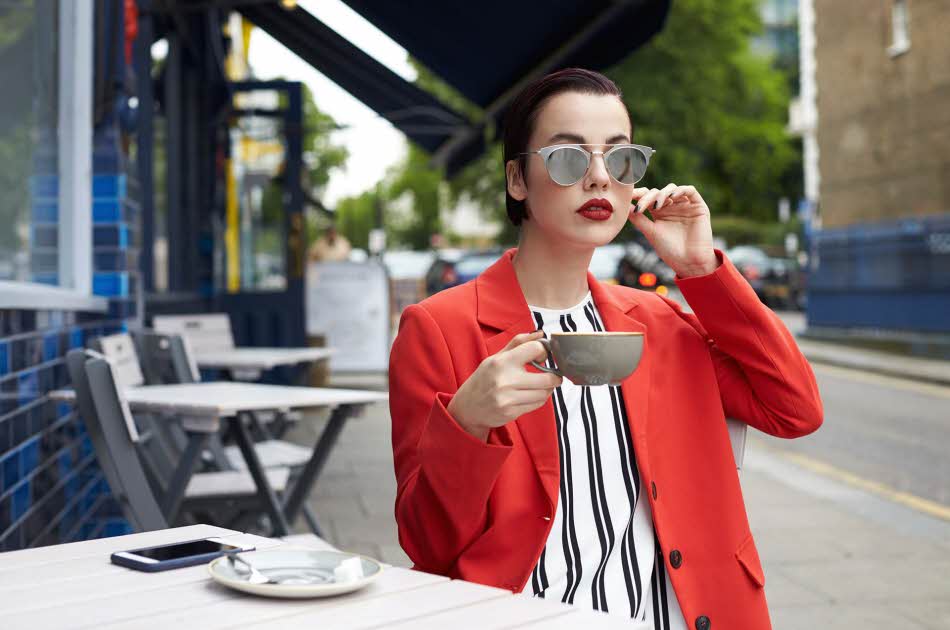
[735,534,765,588]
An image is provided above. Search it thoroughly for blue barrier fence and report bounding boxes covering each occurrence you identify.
[808,214,950,332]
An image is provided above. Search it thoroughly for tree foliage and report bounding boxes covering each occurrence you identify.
[402,0,800,247]
[608,0,797,226]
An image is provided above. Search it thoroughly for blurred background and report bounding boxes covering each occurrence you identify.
[0,1,947,627]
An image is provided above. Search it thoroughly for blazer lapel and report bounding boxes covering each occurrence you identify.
[589,276,653,475]
[477,250,559,512]
[474,252,654,512]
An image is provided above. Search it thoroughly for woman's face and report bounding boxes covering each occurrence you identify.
[507,91,636,251]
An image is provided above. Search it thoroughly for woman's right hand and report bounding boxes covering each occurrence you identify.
[447,331,563,441]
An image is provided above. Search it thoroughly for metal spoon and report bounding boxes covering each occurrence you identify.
[227,553,277,585]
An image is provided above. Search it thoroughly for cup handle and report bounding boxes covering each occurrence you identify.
[529,338,561,376]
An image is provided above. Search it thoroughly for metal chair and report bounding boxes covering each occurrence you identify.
[64,349,167,532]
[68,349,292,534]
[131,329,327,536]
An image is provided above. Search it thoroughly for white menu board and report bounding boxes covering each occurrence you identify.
[306,261,390,372]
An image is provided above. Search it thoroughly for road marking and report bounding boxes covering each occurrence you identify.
[811,362,950,399]
[777,450,950,522]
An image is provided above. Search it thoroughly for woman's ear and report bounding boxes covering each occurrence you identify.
[506,159,528,201]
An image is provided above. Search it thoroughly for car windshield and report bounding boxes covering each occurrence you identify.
[727,246,770,267]
[455,253,502,278]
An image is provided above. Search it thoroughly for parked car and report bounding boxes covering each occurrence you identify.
[726,245,802,309]
[453,249,505,284]
[424,248,466,296]
[383,250,436,319]
[425,249,506,295]
[616,241,676,296]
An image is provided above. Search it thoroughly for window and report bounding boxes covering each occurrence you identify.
[0,1,60,283]
[0,0,94,303]
[888,0,911,58]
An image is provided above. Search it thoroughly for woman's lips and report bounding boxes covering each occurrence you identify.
[577,198,614,221]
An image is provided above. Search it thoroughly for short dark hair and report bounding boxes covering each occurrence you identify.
[502,68,630,226]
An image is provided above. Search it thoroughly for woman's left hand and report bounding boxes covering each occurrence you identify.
[628,183,719,279]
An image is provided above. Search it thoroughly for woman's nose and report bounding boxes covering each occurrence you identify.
[585,153,610,189]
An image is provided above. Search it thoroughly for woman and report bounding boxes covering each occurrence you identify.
[389,68,822,630]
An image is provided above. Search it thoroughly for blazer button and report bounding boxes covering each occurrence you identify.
[669,549,683,569]
[695,615,711,630]
[651,481,657,500]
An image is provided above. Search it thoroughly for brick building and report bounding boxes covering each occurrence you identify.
[805,0,950,341]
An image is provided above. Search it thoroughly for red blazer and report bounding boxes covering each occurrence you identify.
[389,249,822,630]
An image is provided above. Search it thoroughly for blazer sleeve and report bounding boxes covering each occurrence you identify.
[669,251,824,438]
[389,303,513,575]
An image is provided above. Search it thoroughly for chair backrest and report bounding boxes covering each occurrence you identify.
[132,330,200,385]
[152,313,235,354]
[96,332,145,388]
[65,349,167,532]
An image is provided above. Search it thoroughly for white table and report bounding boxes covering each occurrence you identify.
[51,383,388,536]
[193,347,335,377]
[95,382,384,430]
[0,525,651,629]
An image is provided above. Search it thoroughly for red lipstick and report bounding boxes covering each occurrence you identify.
[577,198,613,221]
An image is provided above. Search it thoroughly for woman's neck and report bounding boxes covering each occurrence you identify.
[512,229,593,310]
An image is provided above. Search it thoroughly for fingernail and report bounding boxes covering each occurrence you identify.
[635,204,641,213]
[654,201,658,209]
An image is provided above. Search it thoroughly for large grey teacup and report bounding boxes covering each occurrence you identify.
[530,332,644,386]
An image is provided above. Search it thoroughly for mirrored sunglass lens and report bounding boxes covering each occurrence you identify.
[546,147,589,185]
[606,147,647,184]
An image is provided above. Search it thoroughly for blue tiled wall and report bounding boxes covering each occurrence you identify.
[0,311,131,551]
[3,124,139,551]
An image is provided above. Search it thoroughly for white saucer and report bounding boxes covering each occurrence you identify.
[208,548,383,599]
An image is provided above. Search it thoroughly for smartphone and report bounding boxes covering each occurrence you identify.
[110,537,254,572]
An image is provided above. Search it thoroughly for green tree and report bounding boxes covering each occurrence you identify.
[407,0,799,246]
[383,144,444,250]
[336,188,378,250]
[608,0,795,226]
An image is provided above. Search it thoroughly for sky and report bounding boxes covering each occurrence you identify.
[247,0,413,206]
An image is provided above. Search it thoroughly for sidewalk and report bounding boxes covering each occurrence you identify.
[289,375,950,630]
[778,310,950,386]
[796,337,950,386]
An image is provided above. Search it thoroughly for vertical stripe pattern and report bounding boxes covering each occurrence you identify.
[521,292,686,629]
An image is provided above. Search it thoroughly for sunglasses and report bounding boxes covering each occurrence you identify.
[519,144,655,186]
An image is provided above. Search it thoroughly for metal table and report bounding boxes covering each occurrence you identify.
[52,383,387,536]
[193,347,335,380]
[0,525,650,629]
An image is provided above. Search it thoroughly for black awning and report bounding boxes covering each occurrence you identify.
[241,0,669,176]
[342,0,671,175]
[237,3,469,155]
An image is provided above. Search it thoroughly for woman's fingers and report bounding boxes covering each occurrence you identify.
[633,188,660,214]
[631,187,650,205]
[628,208,657,243]
[668,184,698,204]
[501,330,544,354]
[512,370,563,390]
[654,182,679,210]
[505,337,550,366]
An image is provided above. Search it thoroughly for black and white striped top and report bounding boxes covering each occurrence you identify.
[521,293,686,629]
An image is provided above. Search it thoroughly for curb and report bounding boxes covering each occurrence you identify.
[797,340,950,387]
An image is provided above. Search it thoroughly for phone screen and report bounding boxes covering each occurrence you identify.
[129,539,240,562]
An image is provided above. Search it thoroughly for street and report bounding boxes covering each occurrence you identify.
[765,363,950,508]
[768,311,950,511]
